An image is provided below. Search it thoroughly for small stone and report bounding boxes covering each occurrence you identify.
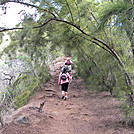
[14,116,30,125]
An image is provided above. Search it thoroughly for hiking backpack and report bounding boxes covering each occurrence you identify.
[66,60,71,65]
[61,73,67,80]
[62,65,69,72]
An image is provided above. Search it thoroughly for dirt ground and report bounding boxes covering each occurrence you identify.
[1,56,134,134]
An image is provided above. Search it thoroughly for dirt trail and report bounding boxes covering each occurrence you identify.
[1,57,134,134]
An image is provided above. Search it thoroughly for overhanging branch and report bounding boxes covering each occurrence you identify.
[0,18,55,32]
[0,17,125,71]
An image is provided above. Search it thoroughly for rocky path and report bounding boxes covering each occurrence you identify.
[1,57,134,134]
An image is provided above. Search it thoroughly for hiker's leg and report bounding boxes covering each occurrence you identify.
[61,84,65,99]
[65,92,68,98]
[62,91,65,96]
[68,65,72,72]
[64,83,69,99]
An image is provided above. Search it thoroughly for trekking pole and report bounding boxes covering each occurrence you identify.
[72,77,80,90]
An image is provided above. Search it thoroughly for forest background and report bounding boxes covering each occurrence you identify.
[0,0,134,126]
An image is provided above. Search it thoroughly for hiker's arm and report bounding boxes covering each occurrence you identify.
[70,60,74,64]
[58,74,61,85]
[67,73,72,80]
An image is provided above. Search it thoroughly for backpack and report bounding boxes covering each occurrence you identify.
[62,65,69,72]
[61,73,67,80]
[67,60,71,65]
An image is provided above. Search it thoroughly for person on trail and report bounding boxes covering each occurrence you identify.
[61,62,70,73]
[64,58,74,73]
[58,67,72,100]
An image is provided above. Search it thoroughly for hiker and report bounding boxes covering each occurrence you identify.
[58,67,72,100]
[64,58,74,73]
[61,62,70,73]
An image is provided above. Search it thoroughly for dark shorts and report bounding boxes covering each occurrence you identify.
[61,82,69,92]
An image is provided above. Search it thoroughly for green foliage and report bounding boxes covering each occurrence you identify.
[0,33,4,44]
[8,63,50,109]
[13,90,31,108]
[98,1,133,28]
[121,96,134,125]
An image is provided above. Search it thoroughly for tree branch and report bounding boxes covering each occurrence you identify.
[0,18,55,32]
[0,17,127,75]
[65,0,74,23]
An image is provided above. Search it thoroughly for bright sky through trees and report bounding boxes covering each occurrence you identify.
[0,2,37,52]
[0,3,36,28]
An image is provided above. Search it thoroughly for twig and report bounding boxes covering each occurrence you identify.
[29,100,46,112]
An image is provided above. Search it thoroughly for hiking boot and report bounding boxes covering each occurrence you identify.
[64,97,67,100]
[62,96,64,99]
